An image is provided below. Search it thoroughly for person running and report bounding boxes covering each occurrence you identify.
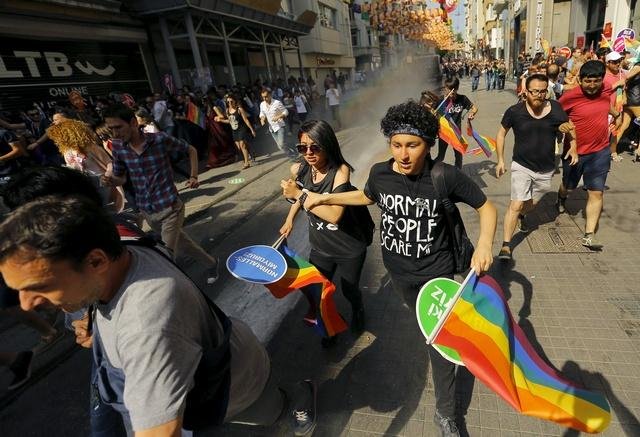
[293,89,310,123]
[46,118,125,212]
[436,77,478,169]
[495,73,578,260]
[217,94,255,169]
[280,120,369,347]
[0,195,317,436]
[615,58,640,161]
[259,88,296,159]
[299,100,497,437]
[558,60,623,250]
[325,82,342,130]
[101,103,221,284]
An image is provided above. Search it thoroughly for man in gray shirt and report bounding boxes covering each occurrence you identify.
[0,195,316,436]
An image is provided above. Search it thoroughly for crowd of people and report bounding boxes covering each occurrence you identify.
[0,40,635,437]
[0,69,354,436]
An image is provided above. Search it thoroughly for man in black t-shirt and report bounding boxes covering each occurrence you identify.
[495,74,578,260]
[301,101,497,437]
[435,77,478,169]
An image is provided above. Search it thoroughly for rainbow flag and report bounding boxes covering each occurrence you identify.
[625,38,640,63]
[186,101,205,129]
[466,121,496,158]
[265,243,347,338]
[439,113,468,154]
[432,272,611,433]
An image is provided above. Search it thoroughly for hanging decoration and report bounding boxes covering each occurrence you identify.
[356,0,463,51]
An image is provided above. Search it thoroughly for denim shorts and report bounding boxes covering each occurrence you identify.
[562,147,610,191]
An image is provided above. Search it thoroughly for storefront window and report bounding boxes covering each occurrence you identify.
[319,3,337,29]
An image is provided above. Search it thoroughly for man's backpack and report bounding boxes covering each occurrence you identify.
[430,161,475,274]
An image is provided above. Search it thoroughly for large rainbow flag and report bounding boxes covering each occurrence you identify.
[432,272,611,434]
[439,112,468,154]
[466,121,496,158]
[265,243,347,338]
[186,101,206,129]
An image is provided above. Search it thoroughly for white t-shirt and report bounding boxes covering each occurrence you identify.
[259,99,288,132]
[326,88,340,106]
[294,95,308,113]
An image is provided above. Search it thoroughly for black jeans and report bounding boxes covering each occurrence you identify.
[309,249,366,310]
[390,274,458,418]
[436,139,463,169]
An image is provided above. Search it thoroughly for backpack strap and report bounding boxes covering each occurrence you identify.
[430,161,458,250]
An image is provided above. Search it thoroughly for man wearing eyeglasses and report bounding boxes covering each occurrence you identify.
[558,60,623,250]
[259,88,296,160]
[495,73,578,260]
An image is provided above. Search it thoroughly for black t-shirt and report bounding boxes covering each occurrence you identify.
[297,163,367,258]
[363,158,486,282]
[446,94,473,126]
[501,100,569,173]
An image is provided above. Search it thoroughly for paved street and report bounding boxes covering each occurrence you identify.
[2,69,640,436]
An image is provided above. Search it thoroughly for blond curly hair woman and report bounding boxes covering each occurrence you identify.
[47,119,124,211]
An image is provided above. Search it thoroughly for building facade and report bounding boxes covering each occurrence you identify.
[282,0,355,83]
[0,0,318,111]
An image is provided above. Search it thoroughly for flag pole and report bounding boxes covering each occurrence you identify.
[434,88,455,114]
[272,234,286,249]
[427,269,477,344]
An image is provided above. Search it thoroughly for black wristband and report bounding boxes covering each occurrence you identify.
[298,191,308,207]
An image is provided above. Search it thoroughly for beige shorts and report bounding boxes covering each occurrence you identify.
[510,161,554,201]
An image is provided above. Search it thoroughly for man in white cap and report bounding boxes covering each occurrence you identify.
[604,51,626,161]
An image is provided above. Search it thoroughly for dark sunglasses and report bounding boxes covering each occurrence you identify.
[296,143,323,154]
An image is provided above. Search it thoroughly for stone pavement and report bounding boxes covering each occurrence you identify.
[223,79,640,436]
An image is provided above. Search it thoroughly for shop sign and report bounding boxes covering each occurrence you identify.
[316,56,336,66]
[0,38,149,111]
[535,0,544,52]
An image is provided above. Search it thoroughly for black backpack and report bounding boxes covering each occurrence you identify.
[430,161,474,274]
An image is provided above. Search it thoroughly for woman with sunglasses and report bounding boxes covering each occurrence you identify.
[280,120,368,346]
[216,94,255,169]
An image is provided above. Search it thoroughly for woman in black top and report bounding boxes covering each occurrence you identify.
[280,120,367,345]
[216,94,255,169]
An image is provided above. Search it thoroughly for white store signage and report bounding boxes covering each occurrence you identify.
[535,0,543,52]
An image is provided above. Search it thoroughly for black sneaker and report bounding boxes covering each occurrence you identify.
[434,411,460,437]
[8,351,33,390]
[517,214,530,233]
[557,195,567,214]
[498,246,512,261]
[320,335,337,348]
[292,380,317,436]
[351,305,365,333]
[206,256,220,285]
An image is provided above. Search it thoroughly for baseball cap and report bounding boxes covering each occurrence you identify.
[605,51,623,62]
